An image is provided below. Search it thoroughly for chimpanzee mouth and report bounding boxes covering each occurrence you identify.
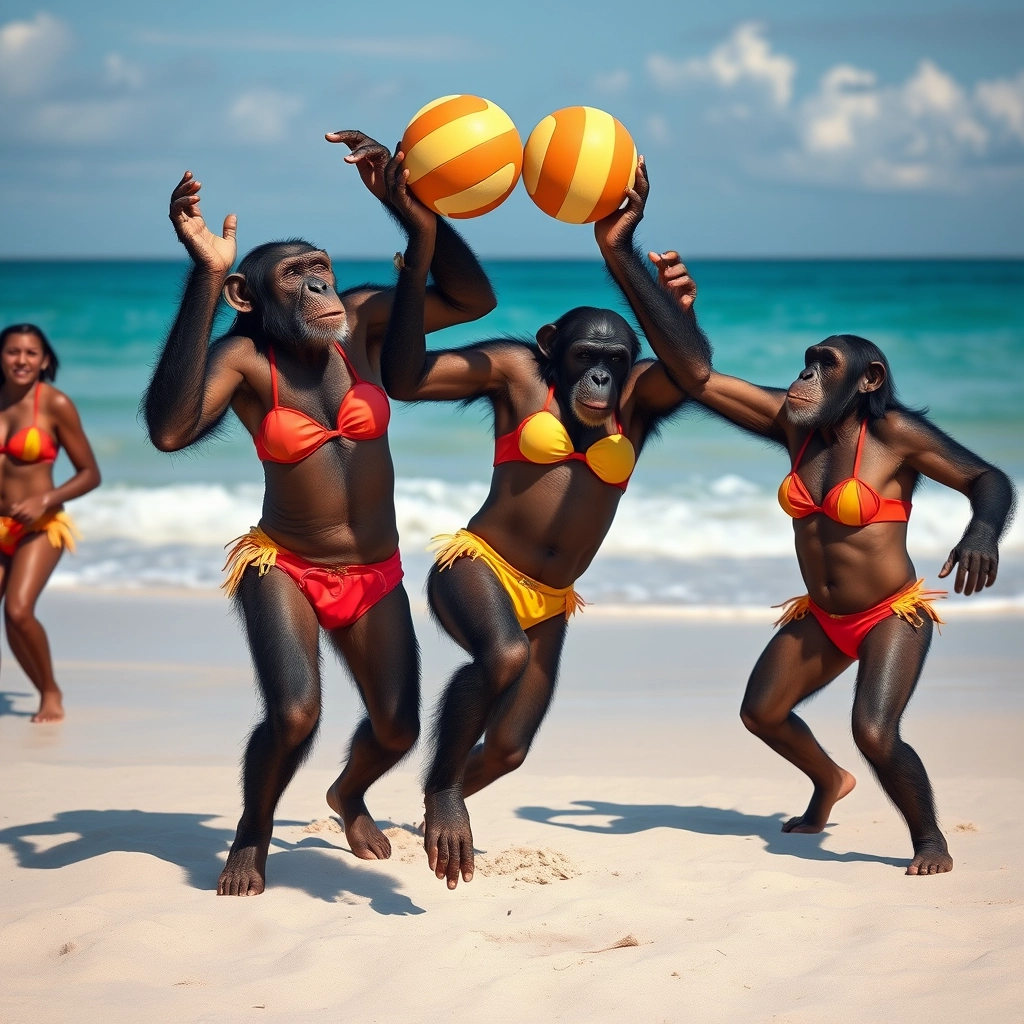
[311,309,346,321]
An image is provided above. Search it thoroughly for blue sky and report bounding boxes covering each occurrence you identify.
[1,0,1022,257]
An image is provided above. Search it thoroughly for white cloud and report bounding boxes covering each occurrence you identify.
[594,69,629,95]
[104,53,144,90]
[228,90,303,144]
[976,71,1024,142]
[0,12,72,96]
[26,98,140,143]
[645,114,670,144]
[648,22,795,108]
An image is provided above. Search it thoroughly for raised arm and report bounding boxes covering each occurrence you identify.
[596,161,788,441]
[380,155,518,403]
[143,172,244,452]
[327,131,497,334]
[892,412,1016,595]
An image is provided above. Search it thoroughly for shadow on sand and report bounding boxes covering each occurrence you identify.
[517,800,906,867]
[0,690,34,718]
[0,809,424,914]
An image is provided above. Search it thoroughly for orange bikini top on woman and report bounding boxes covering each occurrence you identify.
[0,382,59,464]
[778,419,911,526]
[493,384,636,490]
[255,341,390,464]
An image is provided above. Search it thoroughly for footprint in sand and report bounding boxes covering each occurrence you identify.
[475,847,580,885]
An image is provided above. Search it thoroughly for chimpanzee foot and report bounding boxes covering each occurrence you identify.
[217,829,270,896]
[326,782,391,860]
[782,768,857,833]
[906,834,953,875]
[31,690,64,723]
[424,788,474,890]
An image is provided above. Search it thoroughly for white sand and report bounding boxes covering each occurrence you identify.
[1,591,1022,1023]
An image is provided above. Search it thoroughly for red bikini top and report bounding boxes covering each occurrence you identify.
[778,420,911,527]
[0,382,59,464]
[254,342,390,464]
[493,385,636,491]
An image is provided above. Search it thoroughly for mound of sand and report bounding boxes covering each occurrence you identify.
[475,847,580,884]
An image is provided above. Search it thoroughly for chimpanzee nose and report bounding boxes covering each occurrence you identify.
[591,370,611,387]
[305,276,329,294]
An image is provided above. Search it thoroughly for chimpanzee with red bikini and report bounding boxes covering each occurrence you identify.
[600,175,1015,874]
[143,131,496,896]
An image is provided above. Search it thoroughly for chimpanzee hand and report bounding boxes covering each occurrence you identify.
[648,251,697,312]
[384,147,437,239]
[594,156,650,253]
[326,130,392,203]
[939,527,999,596]
[169,172,237,275]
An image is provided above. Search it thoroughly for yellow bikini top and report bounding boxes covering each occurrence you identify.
[493,385,636,490]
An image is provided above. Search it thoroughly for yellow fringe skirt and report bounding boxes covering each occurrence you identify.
[0,510,81,557]
[431,529,585,631]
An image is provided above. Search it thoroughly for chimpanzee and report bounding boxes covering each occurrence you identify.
[601,179,1016,875]
[143,131,496,896]
[380,154,706,888]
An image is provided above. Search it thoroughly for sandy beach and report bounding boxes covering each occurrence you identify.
[1,590,1022,1023]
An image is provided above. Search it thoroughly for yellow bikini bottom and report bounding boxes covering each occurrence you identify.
[431,529,585,631]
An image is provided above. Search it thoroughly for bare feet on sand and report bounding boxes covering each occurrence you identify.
[31,689,64,723]
[217,830,270,896]
[907,834,953,875]
[782,768,857,833]
[424,789,474,889]
[326,782,391,860]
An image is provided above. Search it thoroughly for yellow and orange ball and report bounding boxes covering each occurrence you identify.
[400,95,522,219]
[523,106,637,224]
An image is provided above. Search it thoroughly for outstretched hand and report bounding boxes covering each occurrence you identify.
[384,147,437,239]
[169,171,236,275]
[649,250,697,311]
[594,155,650,252]
[326,129,392,202]
[938,530,999,595]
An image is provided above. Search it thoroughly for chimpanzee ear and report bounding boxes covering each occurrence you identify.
[860,360,886,393]
[535,324,558,358]
[223,274,254,313]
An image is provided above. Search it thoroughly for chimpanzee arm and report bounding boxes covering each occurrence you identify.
[596,161,788,441]
[328,131,496,334]
[890,412,1016,595]
[143,172,245,451]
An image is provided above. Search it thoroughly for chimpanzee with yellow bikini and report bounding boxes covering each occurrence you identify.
[381,153,704,889]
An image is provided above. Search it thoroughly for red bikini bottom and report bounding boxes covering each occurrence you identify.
[223,527,404,630]
[773,578,946,659]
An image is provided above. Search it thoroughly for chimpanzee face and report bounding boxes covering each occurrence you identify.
[786,342,883,429]
[225,247,349,348]
[538,309,637,428]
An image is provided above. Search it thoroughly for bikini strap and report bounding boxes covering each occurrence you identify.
[542,385,555,411]
[853,420,868,478]
[334,341,362,384]
[267,347,280,407]
[790,431,814,470]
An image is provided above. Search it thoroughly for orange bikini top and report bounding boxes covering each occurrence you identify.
[493,385,636,490]
[778,420,911,527]
[255,341,390,464]
[0,382,59,464]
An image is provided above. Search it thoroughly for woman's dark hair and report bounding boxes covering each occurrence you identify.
[0,323,59,384]
[823,333,912,422]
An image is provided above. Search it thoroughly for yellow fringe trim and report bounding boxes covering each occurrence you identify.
[773,578,946,631]
[41,510,81,553]
[222,526,280,597]
[430,529,585,628]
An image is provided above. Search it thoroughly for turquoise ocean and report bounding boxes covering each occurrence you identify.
[1,258,1021,608]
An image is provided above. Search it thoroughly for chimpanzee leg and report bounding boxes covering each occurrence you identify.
[740,614,857,832]
[219,565,322,896]
[324,584,420,861]
[422,557,531,888]
[462,614,566,798]
[852,615,951,875]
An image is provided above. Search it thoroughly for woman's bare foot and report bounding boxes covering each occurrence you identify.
[782,768,857,833]
[31,689,64,723]
[907,834,953,875]
[424,788,474,890]
[217,829,271,896]
[326,781,391,860]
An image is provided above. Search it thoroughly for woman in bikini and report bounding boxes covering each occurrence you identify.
[0,324,101,722]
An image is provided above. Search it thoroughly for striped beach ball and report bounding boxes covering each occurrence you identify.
[523,107,637,223]
[400,95,523,219]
